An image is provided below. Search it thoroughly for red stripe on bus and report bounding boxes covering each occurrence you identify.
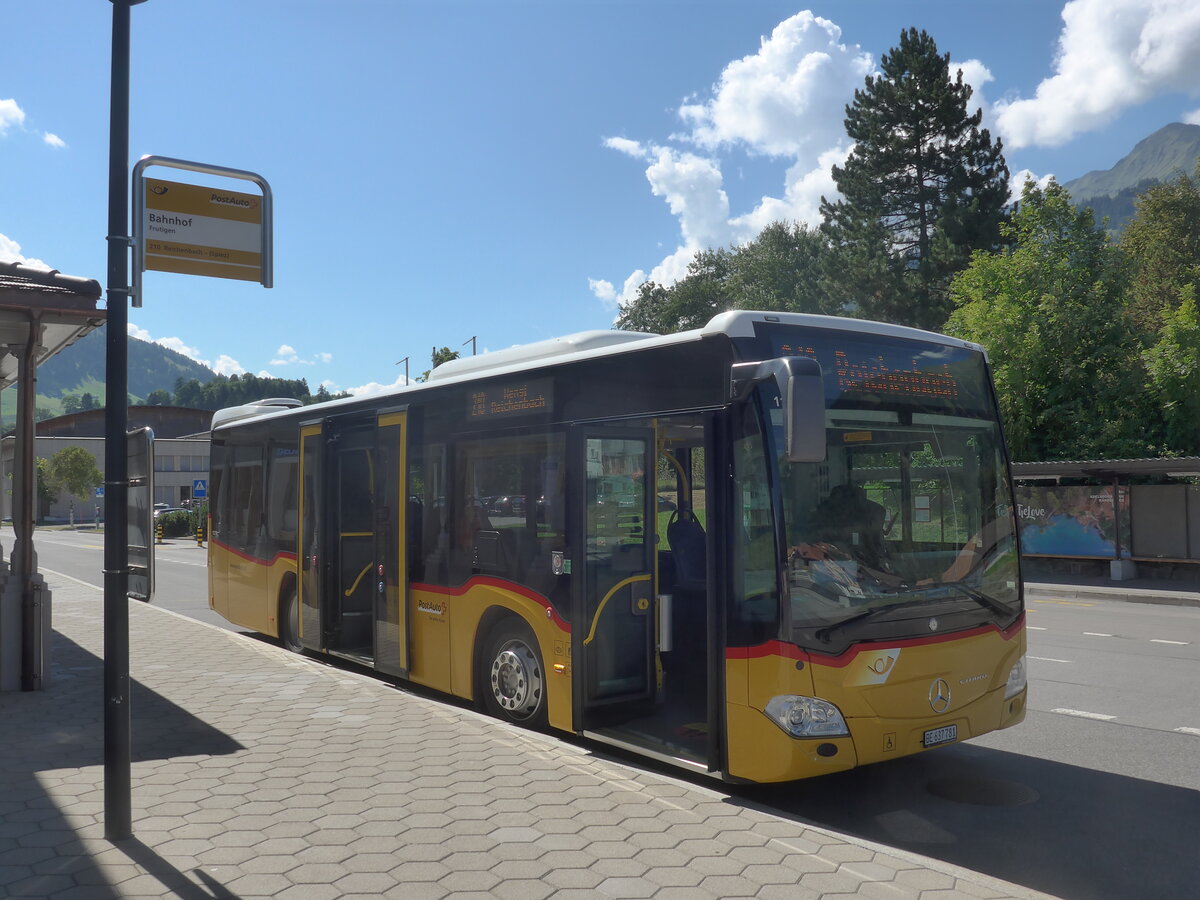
[727,613,1025,667]
[412,577,571,633]
[211,538,298,567]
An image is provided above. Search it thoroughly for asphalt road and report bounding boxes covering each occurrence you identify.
[18,526,1200,899]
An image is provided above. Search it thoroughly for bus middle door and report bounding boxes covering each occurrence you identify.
[574,428,656,731]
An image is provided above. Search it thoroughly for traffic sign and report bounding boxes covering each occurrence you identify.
[193,479,207,499]
[143,178,264,283]
[95,486,105,498]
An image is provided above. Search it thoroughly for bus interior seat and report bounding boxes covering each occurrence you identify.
[667,509,706,591]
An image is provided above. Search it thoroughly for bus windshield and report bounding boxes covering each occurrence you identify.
[748,326,1020,641]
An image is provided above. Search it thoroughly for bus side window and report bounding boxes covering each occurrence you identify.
[229,444,265,554]
[266,445,299,547]
[210,441,226,537]
[412,443,448,585]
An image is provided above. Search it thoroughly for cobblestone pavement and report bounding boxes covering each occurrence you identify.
[0,579,1057,899]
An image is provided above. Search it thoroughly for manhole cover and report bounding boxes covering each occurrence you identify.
[926,776,1040,807]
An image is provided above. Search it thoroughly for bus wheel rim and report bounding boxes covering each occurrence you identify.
[490,640,542,719]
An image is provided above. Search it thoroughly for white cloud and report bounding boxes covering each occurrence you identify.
[1007,168,1057,202]
[126,324,246,375]
[730,145,848,237]
[644,146,731,249]
[347,375,409,397]
[588,278,617,305]
[0,233,51,269]
[599,11,873,306]
[43,132,65,149]
[271,344,328,366]
[994,0,1200,149]
[952,58,998,135]
[0,99,26,136]
[604,137,646,158]
[215,356,247,376]
[678,11,873,161]
[1184,107,1200,125]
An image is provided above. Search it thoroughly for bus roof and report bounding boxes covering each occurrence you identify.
[211,310,984,433]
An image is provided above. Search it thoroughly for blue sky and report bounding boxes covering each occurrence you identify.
[3,0,1199,396]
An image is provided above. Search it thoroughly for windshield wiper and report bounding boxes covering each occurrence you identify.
[814,602,909,644]
[940,581,1012,617]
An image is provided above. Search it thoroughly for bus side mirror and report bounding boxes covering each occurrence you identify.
[731,357,827,463]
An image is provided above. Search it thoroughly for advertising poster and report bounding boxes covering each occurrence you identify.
[1016,485,1131,558]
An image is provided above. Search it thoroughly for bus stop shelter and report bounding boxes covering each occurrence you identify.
[1011,457,1200,581]
[0,261,105,691]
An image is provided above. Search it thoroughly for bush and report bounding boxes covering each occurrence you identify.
[157,510,192,538]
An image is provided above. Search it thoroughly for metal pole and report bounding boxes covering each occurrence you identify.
[19,313,40,691]
[104,0,135,842]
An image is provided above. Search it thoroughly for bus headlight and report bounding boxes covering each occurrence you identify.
[1004,656,1027,699]
[763,695,849,739]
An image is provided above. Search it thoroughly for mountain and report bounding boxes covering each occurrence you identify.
[1064,122,1200,230]
[1,325,217,425]
[37,325,216,402]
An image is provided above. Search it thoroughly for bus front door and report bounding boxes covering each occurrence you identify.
[575,430,657,733]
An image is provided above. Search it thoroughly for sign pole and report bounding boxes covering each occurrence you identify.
[104,0,142,842]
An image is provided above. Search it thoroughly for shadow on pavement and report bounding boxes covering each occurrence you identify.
[0,632,243,899]
[738,740,1200,899]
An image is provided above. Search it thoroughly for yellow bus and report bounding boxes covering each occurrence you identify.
[208,311,1026,783]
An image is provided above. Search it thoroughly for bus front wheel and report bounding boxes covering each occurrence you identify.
[480,621,547,727]
[280,589,302,653]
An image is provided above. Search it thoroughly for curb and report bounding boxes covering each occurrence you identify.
[1025,582,1200,608]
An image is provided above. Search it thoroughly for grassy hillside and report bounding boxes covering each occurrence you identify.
[1,326,216,428]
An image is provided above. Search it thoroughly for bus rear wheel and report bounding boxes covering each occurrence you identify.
[280,589,302,653]
[481,621,546,727]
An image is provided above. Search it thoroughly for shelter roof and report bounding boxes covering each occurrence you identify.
[1011,458,1200,480]
[0,261,106,391]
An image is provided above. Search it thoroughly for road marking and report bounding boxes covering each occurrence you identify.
[1051,708,1116,721]
[1031,599,1095,607]
[1028,626,1047,631]
[1029,656,1071,663]
[1083,632,1113,637]
[1175,727,1200,736]
[1151,639,1190,645]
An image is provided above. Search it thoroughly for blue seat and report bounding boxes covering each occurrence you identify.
[667,510,707,592]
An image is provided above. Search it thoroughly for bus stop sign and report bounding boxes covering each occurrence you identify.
[193,479,207,499]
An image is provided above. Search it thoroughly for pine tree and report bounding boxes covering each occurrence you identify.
[821,28,1009,332]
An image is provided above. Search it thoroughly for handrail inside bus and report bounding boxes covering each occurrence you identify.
[582,573,652,646]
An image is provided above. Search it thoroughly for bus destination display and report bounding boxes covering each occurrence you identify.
[756,323,993,416]
[468,378,552,421]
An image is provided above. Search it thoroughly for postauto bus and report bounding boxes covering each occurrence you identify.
[207,311,1026,783]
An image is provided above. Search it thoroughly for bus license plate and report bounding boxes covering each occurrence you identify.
[923,724,957,747]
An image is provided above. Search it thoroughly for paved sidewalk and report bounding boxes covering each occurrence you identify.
[1024,575,1200,607]
[0,576,1056,900]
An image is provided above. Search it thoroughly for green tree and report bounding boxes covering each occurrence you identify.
[615,223,837,335]
[1120,162,1200,335]
[418,347,461,382]
[1142,285,1200,454]
[34,457,54,513]
[947,179,1149,461]
[726,222,837,315]
[616,248,734,335]
[79,392,99,411]
[61,394,82,415]
[45,446,103,500]
[144,389,172,406]
[821,27,1010,331]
